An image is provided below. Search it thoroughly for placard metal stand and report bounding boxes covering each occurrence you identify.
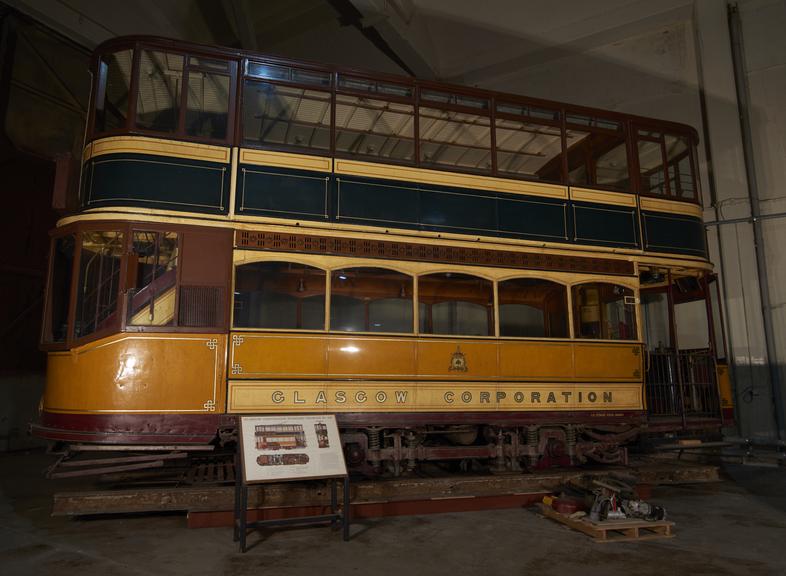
[232,415,350,552]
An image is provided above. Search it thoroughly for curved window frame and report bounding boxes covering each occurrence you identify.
[232,260,328,332]
[497,277,570,339]
[417,271,495,337]
[571,281,639,341]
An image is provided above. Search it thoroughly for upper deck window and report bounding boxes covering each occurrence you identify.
[186,59,231,140]
[338,75,413,99]
[95,49,133,132]
[335,95,414,162]
[636,129,696,200]
[242,81,331,152]
[566,114,630,192]
[495,102,563,183]
[136,50,184,133]
[247,62,331,87]
[419,107,491,173]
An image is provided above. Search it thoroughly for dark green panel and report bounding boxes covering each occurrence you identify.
[497,197,568,241]
[237,165,330,220]
[420,187,497,234]
[83,153,229,214]
[335,177,419,227]
[573,203,639,248]
[642,211,707,256]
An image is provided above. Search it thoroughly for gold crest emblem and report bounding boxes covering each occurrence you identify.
[449,346,468,372]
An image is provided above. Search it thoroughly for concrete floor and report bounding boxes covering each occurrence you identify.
[1,450,785,576]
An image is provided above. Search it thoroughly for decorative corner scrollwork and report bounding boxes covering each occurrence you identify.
[206,338,218,350]
[232,335,244,346]
[231,363,243,375]
[203,400,216,412]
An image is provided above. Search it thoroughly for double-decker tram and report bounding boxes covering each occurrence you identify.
[34,36,733,476]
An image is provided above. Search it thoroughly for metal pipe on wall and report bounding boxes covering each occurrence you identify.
[727,3,784,439]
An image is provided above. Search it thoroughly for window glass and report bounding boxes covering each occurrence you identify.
[330,268,413,333]
[572,283,637,340]
[566,121,629,191]
[246,62,331,87]
[127,231,178,326]
[186,70,230,140]
[74,231,124,339]
[637,133,666,195]
[337,76,413,99]
[233,262,325,329]
[136,50,184,132]
[335,95,414,162]
[419,107,491,173]
[47,235,75,343]
[418,273,493,336]
[498,278,568,337]
[95,49,132,132]
[665,134,695,199]
[495,118,563,182]
[242,80,331,151]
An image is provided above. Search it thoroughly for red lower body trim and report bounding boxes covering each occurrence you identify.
[32,412,236,445]
[32,410,646,446]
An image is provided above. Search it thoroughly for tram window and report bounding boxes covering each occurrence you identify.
[419,107,491,173]
[335,95,415,162]
[637,131,666,195]
[46,235,75,343]
[185,70,230,140]
[665,134,695,200]
[330,268,413,333]
[242,80,331,152]
[495,116,563,183]
[95,49,132,132]
[233,262,326,330]
[74,231,124,339]
[566,117,629,191]
[127,231,178,327]
[136,50,184,133]
[498,278,568,338]
[418,273,493,336]
[572,283,637,340]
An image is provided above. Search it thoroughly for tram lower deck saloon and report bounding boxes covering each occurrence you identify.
[34,36,731,471]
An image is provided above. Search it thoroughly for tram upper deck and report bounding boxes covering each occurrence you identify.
[76,36,706,262]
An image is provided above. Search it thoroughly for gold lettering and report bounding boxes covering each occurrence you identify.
[272,391,285,404]
[294,391,305,404]
[315,391,327,404]
[444,391,454,404]
[395,391,408,403]
[480,391,490,403]
[375,391,387,403]
[336,391,346,403]
[355,391,367,403]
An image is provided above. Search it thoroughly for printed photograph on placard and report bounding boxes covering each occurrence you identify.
[315,423,330,448]
[240,414,347,483]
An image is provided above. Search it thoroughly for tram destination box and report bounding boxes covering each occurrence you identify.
[239,415,347,483]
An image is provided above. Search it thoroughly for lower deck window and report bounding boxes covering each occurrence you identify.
[573,282,637,340]
[233,262,326,330]
[330,268,413,333]
[498,278,568,337]
[74,231,124,339]
[418,273,494,336]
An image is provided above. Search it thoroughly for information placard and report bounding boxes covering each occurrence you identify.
[238,414,347,484]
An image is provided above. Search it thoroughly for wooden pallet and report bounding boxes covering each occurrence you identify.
[537,504,675,543]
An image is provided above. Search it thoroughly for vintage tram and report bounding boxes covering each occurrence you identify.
[33,36,733,475]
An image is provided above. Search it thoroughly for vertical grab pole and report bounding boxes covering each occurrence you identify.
[667,269,687,430]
